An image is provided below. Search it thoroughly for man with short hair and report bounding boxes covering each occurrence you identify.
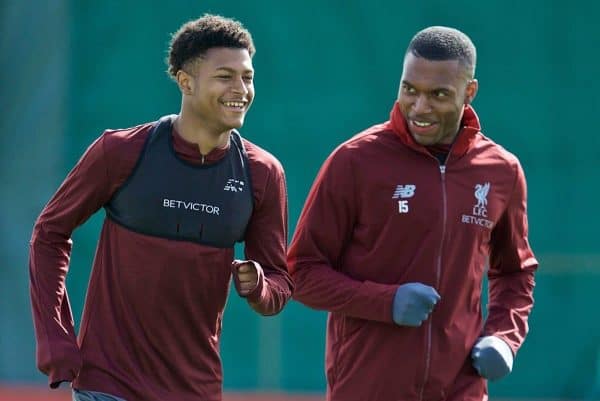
[288,26,537,401]
[29,14,293,401]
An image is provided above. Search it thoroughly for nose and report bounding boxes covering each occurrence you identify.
[412,94,431,114]
[231,76,249,96]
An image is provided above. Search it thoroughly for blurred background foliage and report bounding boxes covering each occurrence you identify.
[1,1,599,399]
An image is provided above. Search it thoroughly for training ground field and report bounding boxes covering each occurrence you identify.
[0,386,579,401]
[0,386,320,401]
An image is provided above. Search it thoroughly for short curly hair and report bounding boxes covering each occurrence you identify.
[407,26,476,78]
[167,14,255,79]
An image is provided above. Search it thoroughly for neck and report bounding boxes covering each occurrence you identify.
[175,108,231,155]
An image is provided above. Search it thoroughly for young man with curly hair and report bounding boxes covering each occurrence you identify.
[288,26,537,401]
[29,14,293,401]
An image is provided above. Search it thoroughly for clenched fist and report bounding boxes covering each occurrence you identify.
[392,282,440,327]
[231,260,260,296]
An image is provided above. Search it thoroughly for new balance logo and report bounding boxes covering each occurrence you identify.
[392,184,415,214]
[224,178,245,192]
[392,184,416,199]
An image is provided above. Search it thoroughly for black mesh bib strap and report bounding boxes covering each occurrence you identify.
[105,115,254,248]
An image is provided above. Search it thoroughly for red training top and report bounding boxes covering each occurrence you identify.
[30,121,293,401]
[288,103,537,401]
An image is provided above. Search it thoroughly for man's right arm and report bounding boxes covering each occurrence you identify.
[287,147,398,324]
[29,134,113,388]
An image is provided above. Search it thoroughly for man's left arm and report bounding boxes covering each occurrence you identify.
[474,160,538,380]
[233,159,293,315]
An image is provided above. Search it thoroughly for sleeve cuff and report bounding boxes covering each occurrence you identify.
[355,280,397,324]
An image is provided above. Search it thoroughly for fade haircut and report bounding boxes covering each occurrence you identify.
[167,14,255,79]
[406,26,477,78]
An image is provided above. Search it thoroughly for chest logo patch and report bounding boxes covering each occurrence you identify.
[224,178,245,192]
[392,184,416,213]
[392,184,416,199]
[461,182,493,228]
[473,182,490,216]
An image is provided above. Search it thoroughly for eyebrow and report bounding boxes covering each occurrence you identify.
[215,67,254,74]
[402,80,455,93]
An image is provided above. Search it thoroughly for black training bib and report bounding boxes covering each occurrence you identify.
[105,115,253,248]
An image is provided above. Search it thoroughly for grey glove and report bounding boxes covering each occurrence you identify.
[471,335,514,381]
[392,282,440,327]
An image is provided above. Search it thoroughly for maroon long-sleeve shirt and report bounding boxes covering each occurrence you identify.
[29,121,293,401]
[288,103,538,401]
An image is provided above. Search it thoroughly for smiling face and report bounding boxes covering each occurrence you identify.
[177,47,254,136]
[397,52,478,146]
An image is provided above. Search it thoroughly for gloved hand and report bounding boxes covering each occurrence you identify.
[392,283,440,327]
[471,335,514,381]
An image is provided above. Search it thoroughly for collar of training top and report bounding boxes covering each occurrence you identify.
[387,102,481,159]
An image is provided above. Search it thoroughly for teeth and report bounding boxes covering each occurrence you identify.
[413,121,433,127]
[223,101,245,108]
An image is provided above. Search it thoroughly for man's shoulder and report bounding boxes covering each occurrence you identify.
[242,138,284,174]
[327,122,393,163]
[96,120,158,159]
[473,132,524,179]
[341,122,392,149]
[102,121,155,145]
[475,132,522,165]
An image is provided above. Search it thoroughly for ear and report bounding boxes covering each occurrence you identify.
[176,70,194,95]
[464,79,478,104]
